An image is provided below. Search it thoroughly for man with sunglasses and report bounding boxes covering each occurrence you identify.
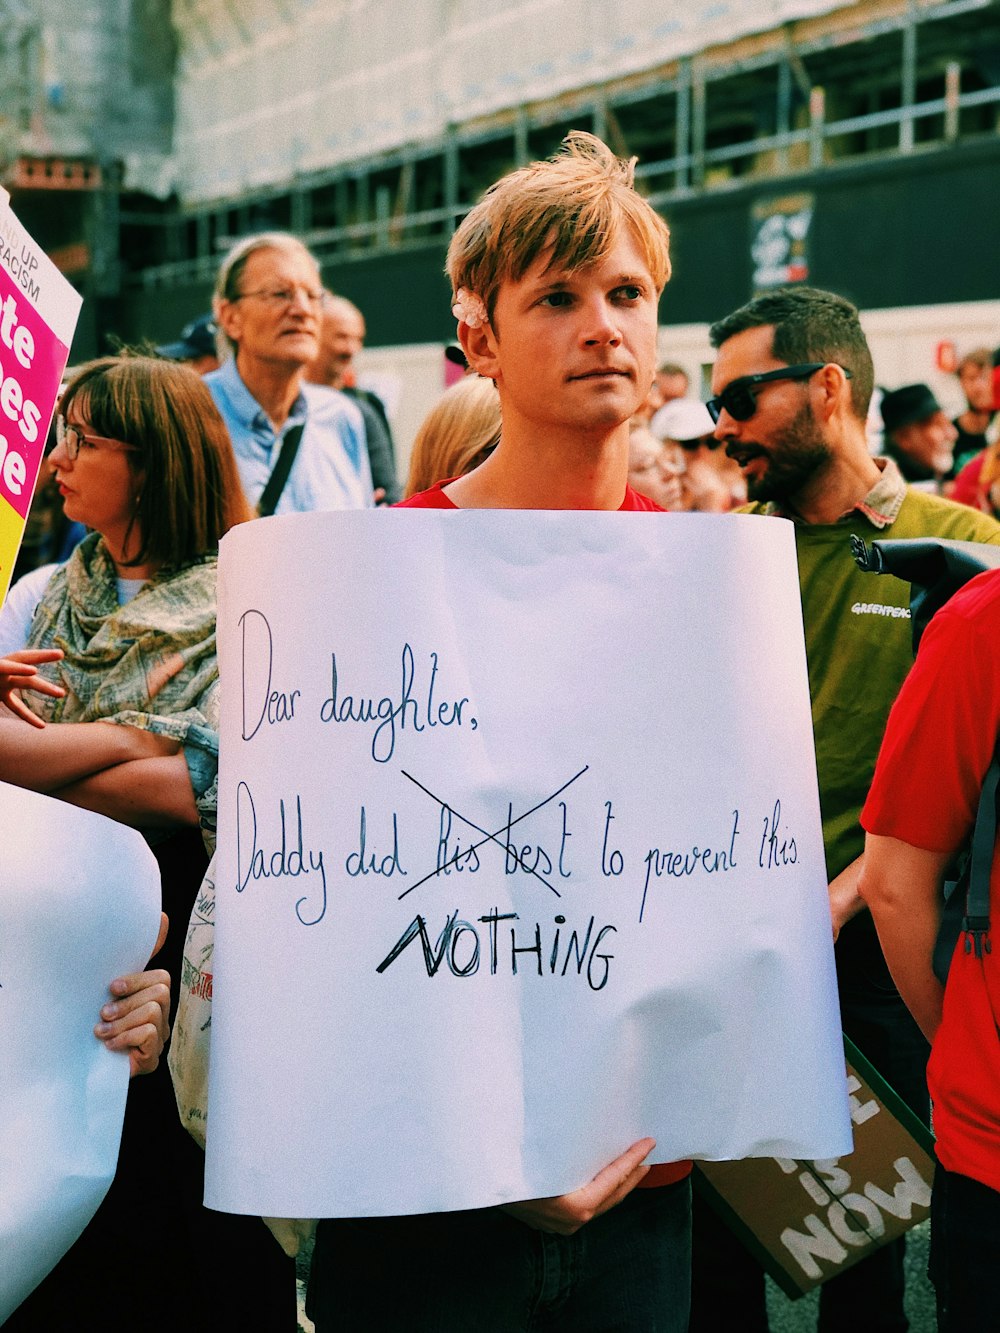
[689,287,1000,1333]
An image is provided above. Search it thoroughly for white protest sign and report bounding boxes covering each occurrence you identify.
[0,782,161,1322]
[206,510,852,1219]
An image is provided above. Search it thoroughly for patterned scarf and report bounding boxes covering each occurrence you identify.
[27,532,220,841]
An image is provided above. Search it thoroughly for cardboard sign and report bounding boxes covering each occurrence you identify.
[0,782,161,1322]
[0,186,82,606]
[204,509,852,1219]
[696,1039,935,1298]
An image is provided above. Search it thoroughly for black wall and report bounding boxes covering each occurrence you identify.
[663,136,1000,325]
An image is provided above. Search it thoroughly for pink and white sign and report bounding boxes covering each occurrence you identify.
[0,186,82,605]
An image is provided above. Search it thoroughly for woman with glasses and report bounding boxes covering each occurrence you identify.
[0,355,297,1332]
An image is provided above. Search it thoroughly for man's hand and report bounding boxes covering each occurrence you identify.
[502,1137,655,1235]
[0,649,65,727]
[95,912,171,1077]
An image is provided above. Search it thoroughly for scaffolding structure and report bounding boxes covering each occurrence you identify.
[171,0,850,202]
[127,0,1000,289]
[2,0,998,353]
[0,0,175,190]
[0,0,174,298]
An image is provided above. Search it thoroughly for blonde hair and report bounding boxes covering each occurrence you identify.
[446,131,671,324]
[404,376,502,497]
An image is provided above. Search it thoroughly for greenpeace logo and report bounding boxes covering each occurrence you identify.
[851,602,910,619]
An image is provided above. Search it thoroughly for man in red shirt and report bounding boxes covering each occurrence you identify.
[860,569,1000,1331]
[307,131,691,1332]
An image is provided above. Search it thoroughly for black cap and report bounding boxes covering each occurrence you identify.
[156,313,218,362]
[880,383,942,434]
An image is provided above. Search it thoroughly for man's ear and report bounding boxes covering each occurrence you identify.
[215,297,242,349]
[814,362,851,423]
[459,319,500,382]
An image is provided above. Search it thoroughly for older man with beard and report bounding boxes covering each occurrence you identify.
[689,286,1000,1333]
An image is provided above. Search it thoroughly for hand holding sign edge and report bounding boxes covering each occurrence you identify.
[500,1137,656,1235]
[94,912,171,1077]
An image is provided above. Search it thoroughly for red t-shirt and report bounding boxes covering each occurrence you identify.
[950,450,987,511]
[396,475,688,1188]
[396,479,665,511]
[861,568,1000,1193]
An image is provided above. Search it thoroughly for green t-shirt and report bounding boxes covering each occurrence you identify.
[746,490,1000,880]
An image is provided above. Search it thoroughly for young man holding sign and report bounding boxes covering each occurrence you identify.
[306,133,690,1332]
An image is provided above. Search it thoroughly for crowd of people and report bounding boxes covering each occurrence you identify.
[1,129,998,1331]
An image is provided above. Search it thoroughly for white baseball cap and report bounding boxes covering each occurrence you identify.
[651,398,716,443]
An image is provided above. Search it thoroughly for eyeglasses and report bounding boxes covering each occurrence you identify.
[231,286,325,308]
[705,363,852,423]
[56,418,139,461]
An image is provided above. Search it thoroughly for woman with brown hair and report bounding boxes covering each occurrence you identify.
[0,354,247,829]
[0,355,296,1331]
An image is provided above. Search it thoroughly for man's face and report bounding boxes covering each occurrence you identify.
[959,362,995,414]
[894,412,958,474]
[316,304,366,388]
[218,246,323,373]
[481,230,660,442]
[710,325,832,505]
[657,371,689,403]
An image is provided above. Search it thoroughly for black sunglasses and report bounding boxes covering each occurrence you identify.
[705,363,852,423]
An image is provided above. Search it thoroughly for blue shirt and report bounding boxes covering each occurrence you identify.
[206,357,373,514]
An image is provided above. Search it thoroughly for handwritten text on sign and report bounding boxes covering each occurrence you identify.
[206,511,852,1219]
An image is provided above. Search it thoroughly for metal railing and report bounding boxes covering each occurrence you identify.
[129,4,1000,290]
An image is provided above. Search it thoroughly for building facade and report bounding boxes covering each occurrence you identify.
[3,0,998,449]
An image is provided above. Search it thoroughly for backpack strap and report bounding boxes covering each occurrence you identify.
[965,754,998,960]
[933,752,997,985]
[257,422,305,518]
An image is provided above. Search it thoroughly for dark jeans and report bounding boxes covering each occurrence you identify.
[930,1164,1000,1332]
[307,1177,691,1332]
[690,917,929,1333]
